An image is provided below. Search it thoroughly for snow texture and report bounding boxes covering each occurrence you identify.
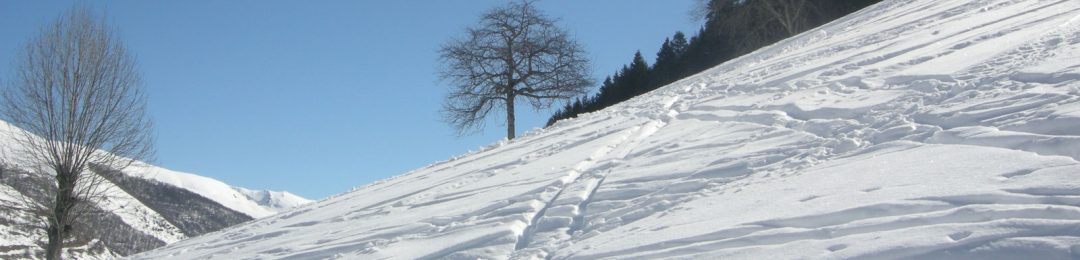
[134,0,1080,259]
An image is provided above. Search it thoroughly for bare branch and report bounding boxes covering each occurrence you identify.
[438,0,593,139]
[1,7,154,260]
[704,0,822,53]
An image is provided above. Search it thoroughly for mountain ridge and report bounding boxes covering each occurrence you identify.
[0,120,313,259]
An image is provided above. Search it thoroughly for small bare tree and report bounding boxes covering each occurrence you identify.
[756,0,814,36]
[701,0,820,52]
[1,8,153,260]
[439,0,593,140]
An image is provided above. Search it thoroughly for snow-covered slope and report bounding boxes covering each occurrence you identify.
[123,163,313,218]
[134,0,1080,259]
[233,187,314,214]
[0,120,312,258]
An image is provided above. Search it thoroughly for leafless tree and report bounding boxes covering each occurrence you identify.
[756,0,814,35]
[705,0,819,33]
[702,0,820,52]
[439,0,593,140]
[1,8,153,260]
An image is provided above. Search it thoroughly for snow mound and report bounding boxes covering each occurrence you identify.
[132,0,1080,259]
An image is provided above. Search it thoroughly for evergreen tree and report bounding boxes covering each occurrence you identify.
[597,75,618,107]
[545,0,883,127]
[653,38,677,87]
[652,31,691,88]
[668,32,690,80]
[655,39,676,70]
[626,51,650,96]
[671,32,689,57]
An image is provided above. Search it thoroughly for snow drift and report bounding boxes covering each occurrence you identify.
[134,0,1080,259]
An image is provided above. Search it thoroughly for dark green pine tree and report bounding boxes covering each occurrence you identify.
[572,97,585,115]
[596,76,618,107]
[651,31,690,89]
[652,38,677,87]
[671,31,689,57]
[626,51,650,96]
[656,38,676,69]
[613,65,632,101]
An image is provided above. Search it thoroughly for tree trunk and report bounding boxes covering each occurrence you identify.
[46,223,63,260]
[46,172,75,260]
[506,91,516,140]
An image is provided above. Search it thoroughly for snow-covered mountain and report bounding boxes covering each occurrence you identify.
[122,162,313,219]
[134,0,1080,259]
[233,187,314,215]
[0,120,313,259]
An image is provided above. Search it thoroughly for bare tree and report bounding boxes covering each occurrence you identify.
[756,0,814,35]
[705,0,818,32]
[702,0,820,52]
[1,8,153,260]
[439,0,593,140]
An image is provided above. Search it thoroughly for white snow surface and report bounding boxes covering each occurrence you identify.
[133,0,1080,259]
[122,163,313,218]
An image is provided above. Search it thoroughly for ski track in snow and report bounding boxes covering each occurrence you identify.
[132,0,1080,259]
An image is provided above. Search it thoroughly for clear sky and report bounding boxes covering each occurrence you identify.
[0,1,701,200]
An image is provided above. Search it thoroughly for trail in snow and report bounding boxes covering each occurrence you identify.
[132,0,1080,259]
[513,95,679,259]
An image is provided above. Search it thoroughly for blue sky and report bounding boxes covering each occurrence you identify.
[0,1,700,200]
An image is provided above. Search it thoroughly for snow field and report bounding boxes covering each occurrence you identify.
[133,0,1080,259]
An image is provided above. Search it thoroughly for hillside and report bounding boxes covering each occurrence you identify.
[0,121,312,259]
[134,0,1080,259]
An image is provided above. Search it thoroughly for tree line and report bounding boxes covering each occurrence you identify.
[546,0,882,126]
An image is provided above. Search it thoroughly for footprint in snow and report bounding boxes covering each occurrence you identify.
[949,231,973,241]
